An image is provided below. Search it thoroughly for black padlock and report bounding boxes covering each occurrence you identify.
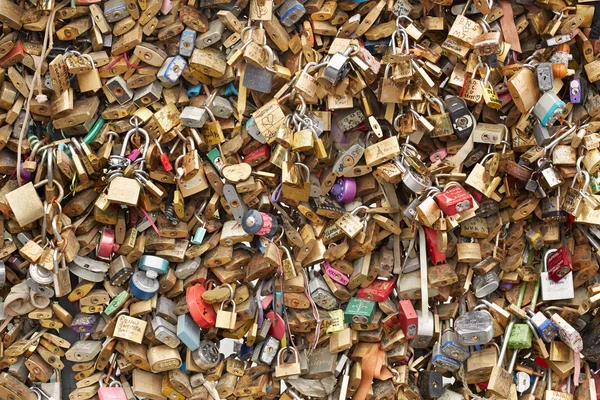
[445,95,474,140]
[417,370,444,398]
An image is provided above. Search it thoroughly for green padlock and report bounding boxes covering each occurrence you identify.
[590,174,600,194]
[344,297,376,325]
[507,323,533,349]
[105,291,129,316]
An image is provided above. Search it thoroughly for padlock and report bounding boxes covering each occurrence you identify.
[446,95,475,139]
[541,248,575,301]
[216,298,237,330]
[274,348,302,378]
[308,272,338,310]
[533,91,566,127]
[440,320,470,362]
[546,246,573,282]
[526,309,558,343]
[454,306,494,346]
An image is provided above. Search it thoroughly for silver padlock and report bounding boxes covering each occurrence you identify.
[410,310,434,349]
[156,296,178,324]
[157,55,186,87]
[175,257,201,279]
[151,316,181,349]
[308,272,338,310]
[195,20,225,49]
[534,123,553,146]
[536,63,554,92]
[106,75,134,105]
[179,28,196,57]
[472,270,499,298]
[309,174,322,198]
[245,117,266,144]
[242,62,274,93]
[223,184,248,222]
[103,0,129,22]
[208,96,233,119]
[454,307,494,346]
[133,80,163,107]
[322,46,357,87]
[192,340,222,371]
[253,335,280,365]
[180,106,209,128]
[277,0,306,27]
[532,91,566,127]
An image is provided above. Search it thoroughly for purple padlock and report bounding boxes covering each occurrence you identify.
[19,162,31,182]
[71,313,99,333]
[331,177,356,203]
[570,78,581,104]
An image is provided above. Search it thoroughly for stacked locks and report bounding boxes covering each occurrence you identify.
[3,0,600,398]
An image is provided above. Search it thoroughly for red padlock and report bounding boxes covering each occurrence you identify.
[244,144,271,166]
[186,284,217,329]
[434,184,473,216]
[398,299,418,339]
[96,227,120,261]
[424,226,446,265]
[547,246,573,282]
[357,277,396,302]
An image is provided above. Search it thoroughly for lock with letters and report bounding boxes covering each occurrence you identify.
[454,302,494,346]
[541,248,575,301]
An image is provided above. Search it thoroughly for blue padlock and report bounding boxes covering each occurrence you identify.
[177,313,201,351]
[179,28,196,57]
[187,83,202,98]
[129,271,159,300]
[191,224,207,245]
[138,255,169,278]
[277,0,305,27]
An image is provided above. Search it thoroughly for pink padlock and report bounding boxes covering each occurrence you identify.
[98,376,128,400]
[324,261,349,285]
[96,227,120,261]
[430,148,448,162]
[127,148,141,162]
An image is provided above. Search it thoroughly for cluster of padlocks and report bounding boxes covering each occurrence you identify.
[1,0,600,398]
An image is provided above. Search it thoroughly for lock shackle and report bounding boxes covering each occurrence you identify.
[220,298,236,311]
[425,94,445,113]
[350,205,368,217]
[107,131,119,143]
[442,181,462,192]
[185,136,196,151]
[279,245,293,264]
[545,124,577,155]
[524,319,541,341]
[295,162,310,182]
[34,179,64,203]
[120,126,150,162]
[476,62,491,85]
[460,0,472,15]
[240,26,254,44]
[225,283,234,300]
[477,18,491,32]
[543,248,558,272]
[277,347,299,364]
[263,45,277,73]
[479,152,498,164]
